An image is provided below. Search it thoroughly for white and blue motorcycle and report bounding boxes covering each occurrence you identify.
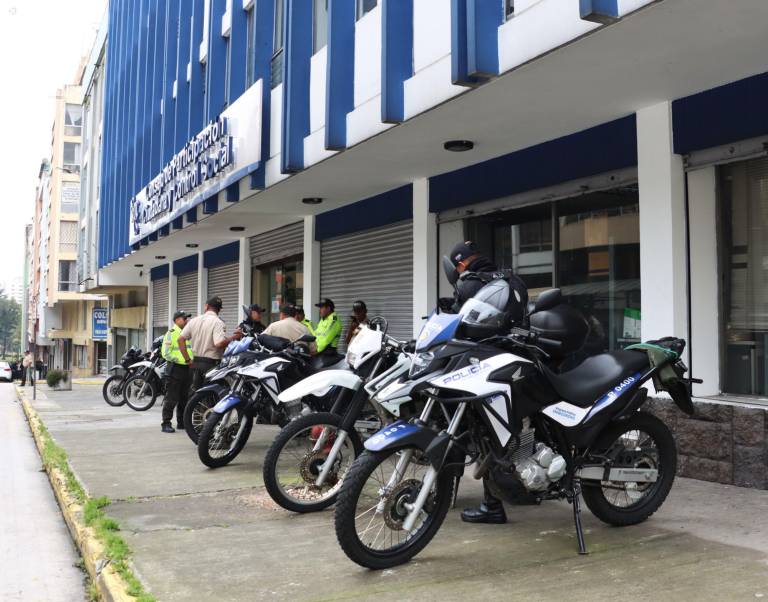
[334,278,697,569]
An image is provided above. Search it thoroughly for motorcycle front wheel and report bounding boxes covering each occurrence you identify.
[198,407,253,468]
[102,375,126,407]
[123,374,158,411]
[263,412,363,513]
[582,411,676,526]
[334,446,454,570]
[184,389,220,444]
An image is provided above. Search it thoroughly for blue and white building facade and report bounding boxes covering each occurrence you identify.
[93,1,768,485]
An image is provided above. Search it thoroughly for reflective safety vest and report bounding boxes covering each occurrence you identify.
[314,312,341,353]
[162,325,194,365]
[301,319,315,334]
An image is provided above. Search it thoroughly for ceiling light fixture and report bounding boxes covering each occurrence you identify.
[302,197,323,205]
[443,140,474,152]
[134,264,144,268]
[155,255,166,260]
[185,243,199,248]
[229,226,246,232]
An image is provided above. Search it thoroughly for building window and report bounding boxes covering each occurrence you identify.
[356,0,377,20]
[59,221,78,254]
[64,104,82,136]
[63,142,81,174]
[466,185,640,354]
[75,345,88,369]
[271,0,285,89]
[60,182,81,214]
[313,0,328,53]
[718,157,768,397]
[58,260,77,292]
[251,257,304,325]
[246,7,256,86]
[505,0,515,19]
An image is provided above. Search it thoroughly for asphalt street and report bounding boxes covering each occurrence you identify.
[21,383,768,601]
[0,384,86,602]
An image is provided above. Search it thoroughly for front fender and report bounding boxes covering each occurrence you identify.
[278,370,362,403]
[213,394,243,414]
[193,383,229,399]
[364,421,438,454]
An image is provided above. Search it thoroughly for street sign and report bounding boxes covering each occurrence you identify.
[92,308,108,341]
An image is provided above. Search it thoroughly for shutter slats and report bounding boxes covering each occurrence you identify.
[207,262,239,331]
[321,221,413,347]
[250,222,304,266]
[177,272,198,317]
[152,278,169,327]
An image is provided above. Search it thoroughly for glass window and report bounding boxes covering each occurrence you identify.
[718,158,768,396]
[505,0,514,19]
[246,7,256,86]
[58,260,77,292]
[64,104,82,136]
[63,142,81,173]
[271,0,285,89]
[313,0,328,53]
[251,256,304,324]
[357,0,377,20]
[59,221,78,253]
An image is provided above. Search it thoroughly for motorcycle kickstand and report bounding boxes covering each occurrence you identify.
[451,476,462,509]
[570,480,588,556]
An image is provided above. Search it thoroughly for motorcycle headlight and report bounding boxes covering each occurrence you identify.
[409,351,434,378]
[346,351,357,368]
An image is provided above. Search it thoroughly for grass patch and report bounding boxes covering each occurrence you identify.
[33,412,156,602]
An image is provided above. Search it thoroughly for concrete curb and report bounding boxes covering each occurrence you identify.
[16,386,138,602]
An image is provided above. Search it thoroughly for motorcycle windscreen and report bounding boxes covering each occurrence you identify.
[415,312,461,352]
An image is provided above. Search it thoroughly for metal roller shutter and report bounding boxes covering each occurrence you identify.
[152,278,169,328]
[177,272,198,317]
[320,220,413,347]
[250,222,304,265]
[207,262,239,332]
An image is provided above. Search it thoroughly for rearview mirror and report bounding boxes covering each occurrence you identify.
[442,255,459,286]
[297,334,316,344]
[533,288,561,313]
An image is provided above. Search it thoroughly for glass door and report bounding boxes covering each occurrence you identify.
[252,256,304,325]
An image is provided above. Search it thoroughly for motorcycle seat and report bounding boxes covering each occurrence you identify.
[310,353,345,371]
[541,350,649,408]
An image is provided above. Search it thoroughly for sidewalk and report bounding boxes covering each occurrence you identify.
[21,384,768,601]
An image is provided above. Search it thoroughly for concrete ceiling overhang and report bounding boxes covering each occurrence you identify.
[106,0,768,277]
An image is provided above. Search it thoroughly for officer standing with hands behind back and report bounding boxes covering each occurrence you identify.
[160,311,193,433]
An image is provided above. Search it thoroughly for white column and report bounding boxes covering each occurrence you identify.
[197,252,207,314]
[168,262,176,325]
[636,102,688,345]
[237,237,251,310]
[146,273,153,349]
[303,215,321,322]
[687,167,720,396]
[412,178,437,336]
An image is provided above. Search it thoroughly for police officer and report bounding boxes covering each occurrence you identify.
[160,311,193,433]
[313,298,342,355]
[295,306,314,333]
[240,304,266,335]
[345,300,369,345]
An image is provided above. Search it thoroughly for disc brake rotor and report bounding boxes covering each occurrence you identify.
[299,450,339,487]
[382,479,423,531]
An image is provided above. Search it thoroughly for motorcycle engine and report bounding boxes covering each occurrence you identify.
[509,422,567,492]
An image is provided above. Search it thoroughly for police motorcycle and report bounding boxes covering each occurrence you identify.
[262,317,418,513]
[122,337,169,411]
[333,261,696,569]
[102,346,144,407]
[197,334,347,468]
[183,307,275,444]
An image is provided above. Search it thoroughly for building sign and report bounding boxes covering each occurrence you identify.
[92,308,108,341]
[61,182,81,213]
[128,80,263,246]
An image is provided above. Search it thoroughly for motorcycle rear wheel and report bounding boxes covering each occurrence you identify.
[334,447,454,570]
[582,411,676,526]
[198,408,253,468]
[184,389,219,444]
[123,374,158,411]
[263,412,363,513]
[102,375,126,407]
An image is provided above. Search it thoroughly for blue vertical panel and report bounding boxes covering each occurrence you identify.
[162,0,179,163]
[466,0,502,77]
[381,0,413,124]
[325,0,355,149]
[99,0,118,266]
[280,0,313,173]
[189,0,207,136]
[228,3,248,105]
[206,0,228,119]
[450,0,482,87]
[150,0,168,173]
[579,0,619,24]
[248,0,275,189]
[135,0,151,202]
[174,0,193,150]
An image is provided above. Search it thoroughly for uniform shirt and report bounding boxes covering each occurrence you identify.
[162,324,194,365]
[315,312,342,354]
[180,310,227,360]
[263,317,315,352]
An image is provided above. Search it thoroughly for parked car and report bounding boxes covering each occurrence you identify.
[0,361,13,382]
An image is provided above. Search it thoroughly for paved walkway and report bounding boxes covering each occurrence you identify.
[23,384,768,601]
[0,384,86,602]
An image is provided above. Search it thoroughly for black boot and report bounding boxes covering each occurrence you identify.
[161,422,175,433]
[461,500,507,524]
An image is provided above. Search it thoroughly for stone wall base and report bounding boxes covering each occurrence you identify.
[645,397,768,490]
